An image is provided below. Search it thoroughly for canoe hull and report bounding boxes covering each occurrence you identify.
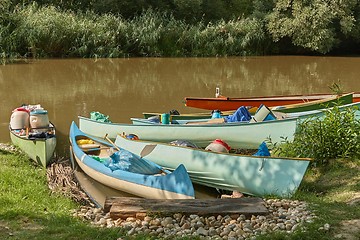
[115,136,311,197]
[185,92,359,111]
[271,93,353,113]
[78,116,298,149]
[9,130,56,167]
[70,122,194,199]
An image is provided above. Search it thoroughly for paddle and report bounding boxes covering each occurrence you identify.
[104,134,120,151]
[106,134,166,175]
[140,144,157,158]
[138,144,168,175]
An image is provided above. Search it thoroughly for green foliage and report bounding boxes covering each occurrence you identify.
[0,3,271,58]
[274,105,360,165]
[266,0,358,54]
[1,0,360,57]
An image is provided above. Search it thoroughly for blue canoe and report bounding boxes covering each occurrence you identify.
[69,122,194,199]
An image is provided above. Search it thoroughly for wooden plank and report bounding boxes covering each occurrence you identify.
[105,197,268,220]
[185,118,225,125]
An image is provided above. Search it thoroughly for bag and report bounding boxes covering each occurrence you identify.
[205,139,231,153]
[253,142,270,157]
[90,111,111,123]
[224,106,252,123]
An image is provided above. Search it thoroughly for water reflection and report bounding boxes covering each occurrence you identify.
[0,56,359,156]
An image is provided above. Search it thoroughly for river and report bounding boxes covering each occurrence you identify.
[1,56,360,157]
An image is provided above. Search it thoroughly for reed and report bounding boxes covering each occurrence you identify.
[0,4,270,58]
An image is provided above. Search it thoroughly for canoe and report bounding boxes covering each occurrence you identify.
[144,93,354,121]
[69,122,194,199]
[184,92,360,111]
[9,105,56,167]
[143,110,238,121]
[270,92,353,113]
[114,135,312,197]
[285,101,360,120]
[9,123,56,167]
[78,116,298,149]
[134,101,360,125]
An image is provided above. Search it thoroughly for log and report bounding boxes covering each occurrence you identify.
[104,197,268,220]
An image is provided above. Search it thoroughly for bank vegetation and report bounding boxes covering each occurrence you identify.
[1,0,360,59]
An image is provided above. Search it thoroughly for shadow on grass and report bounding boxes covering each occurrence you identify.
[299,159,360,195]
[0,213,125,240]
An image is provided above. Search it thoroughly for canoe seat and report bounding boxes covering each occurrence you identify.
[250,105,276,123]
[185,118,225,125]
[79,143,101,150]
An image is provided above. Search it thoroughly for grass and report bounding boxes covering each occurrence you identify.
[0,147,359,240]
[0,149,124,240]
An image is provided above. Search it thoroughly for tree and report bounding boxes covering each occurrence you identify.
[267,0,357,54]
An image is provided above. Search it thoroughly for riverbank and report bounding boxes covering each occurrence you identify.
[0,143,359,239]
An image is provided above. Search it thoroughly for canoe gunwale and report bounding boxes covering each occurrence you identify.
[116,134,312,162]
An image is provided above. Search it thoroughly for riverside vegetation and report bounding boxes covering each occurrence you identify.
[1,0,360,59]
[0,105,359,239]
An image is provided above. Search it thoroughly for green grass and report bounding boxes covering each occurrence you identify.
[0,148,359,240]
[0,149,124,240]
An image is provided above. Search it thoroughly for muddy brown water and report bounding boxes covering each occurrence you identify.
[1,56,360,157]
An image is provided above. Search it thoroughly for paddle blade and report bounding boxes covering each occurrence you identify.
[140,144,157,158]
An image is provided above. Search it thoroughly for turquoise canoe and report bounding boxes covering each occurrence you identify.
[78,116,298,149]
[69,122,194,199]
[9,123,56,167]
[114,135,312,197]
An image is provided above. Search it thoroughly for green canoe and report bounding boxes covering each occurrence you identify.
[9,123,56,167]
[271,92,353,113]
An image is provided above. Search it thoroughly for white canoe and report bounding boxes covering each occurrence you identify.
[114,135,312,197]
[78,116,298,149]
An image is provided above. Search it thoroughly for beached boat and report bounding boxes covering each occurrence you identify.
[142,110,237,121]
[135,101,360,125]
[270,93,353,113]
[9,105,56,167]
[114,135,312,197]
[69,122,195,199]
[78,115,298,149]
[184,92,359,111]
[144,93,354,121]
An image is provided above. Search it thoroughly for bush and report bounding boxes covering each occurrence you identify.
[273,105,360,166]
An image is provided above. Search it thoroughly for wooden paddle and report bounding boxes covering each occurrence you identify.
[104,134,120,151]
[140,144,157,158]
[139,144,168,175]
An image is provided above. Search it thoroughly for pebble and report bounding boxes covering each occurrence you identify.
[72,198,317,239]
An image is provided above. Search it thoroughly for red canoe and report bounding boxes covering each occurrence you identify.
[184,92,360,111]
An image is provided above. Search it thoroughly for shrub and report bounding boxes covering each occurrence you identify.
[273,105,360,166]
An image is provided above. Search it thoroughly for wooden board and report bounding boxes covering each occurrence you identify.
[105,197,268,219]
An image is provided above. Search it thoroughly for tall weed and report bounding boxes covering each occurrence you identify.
[1,3,270,58]
[274,105,360,166]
